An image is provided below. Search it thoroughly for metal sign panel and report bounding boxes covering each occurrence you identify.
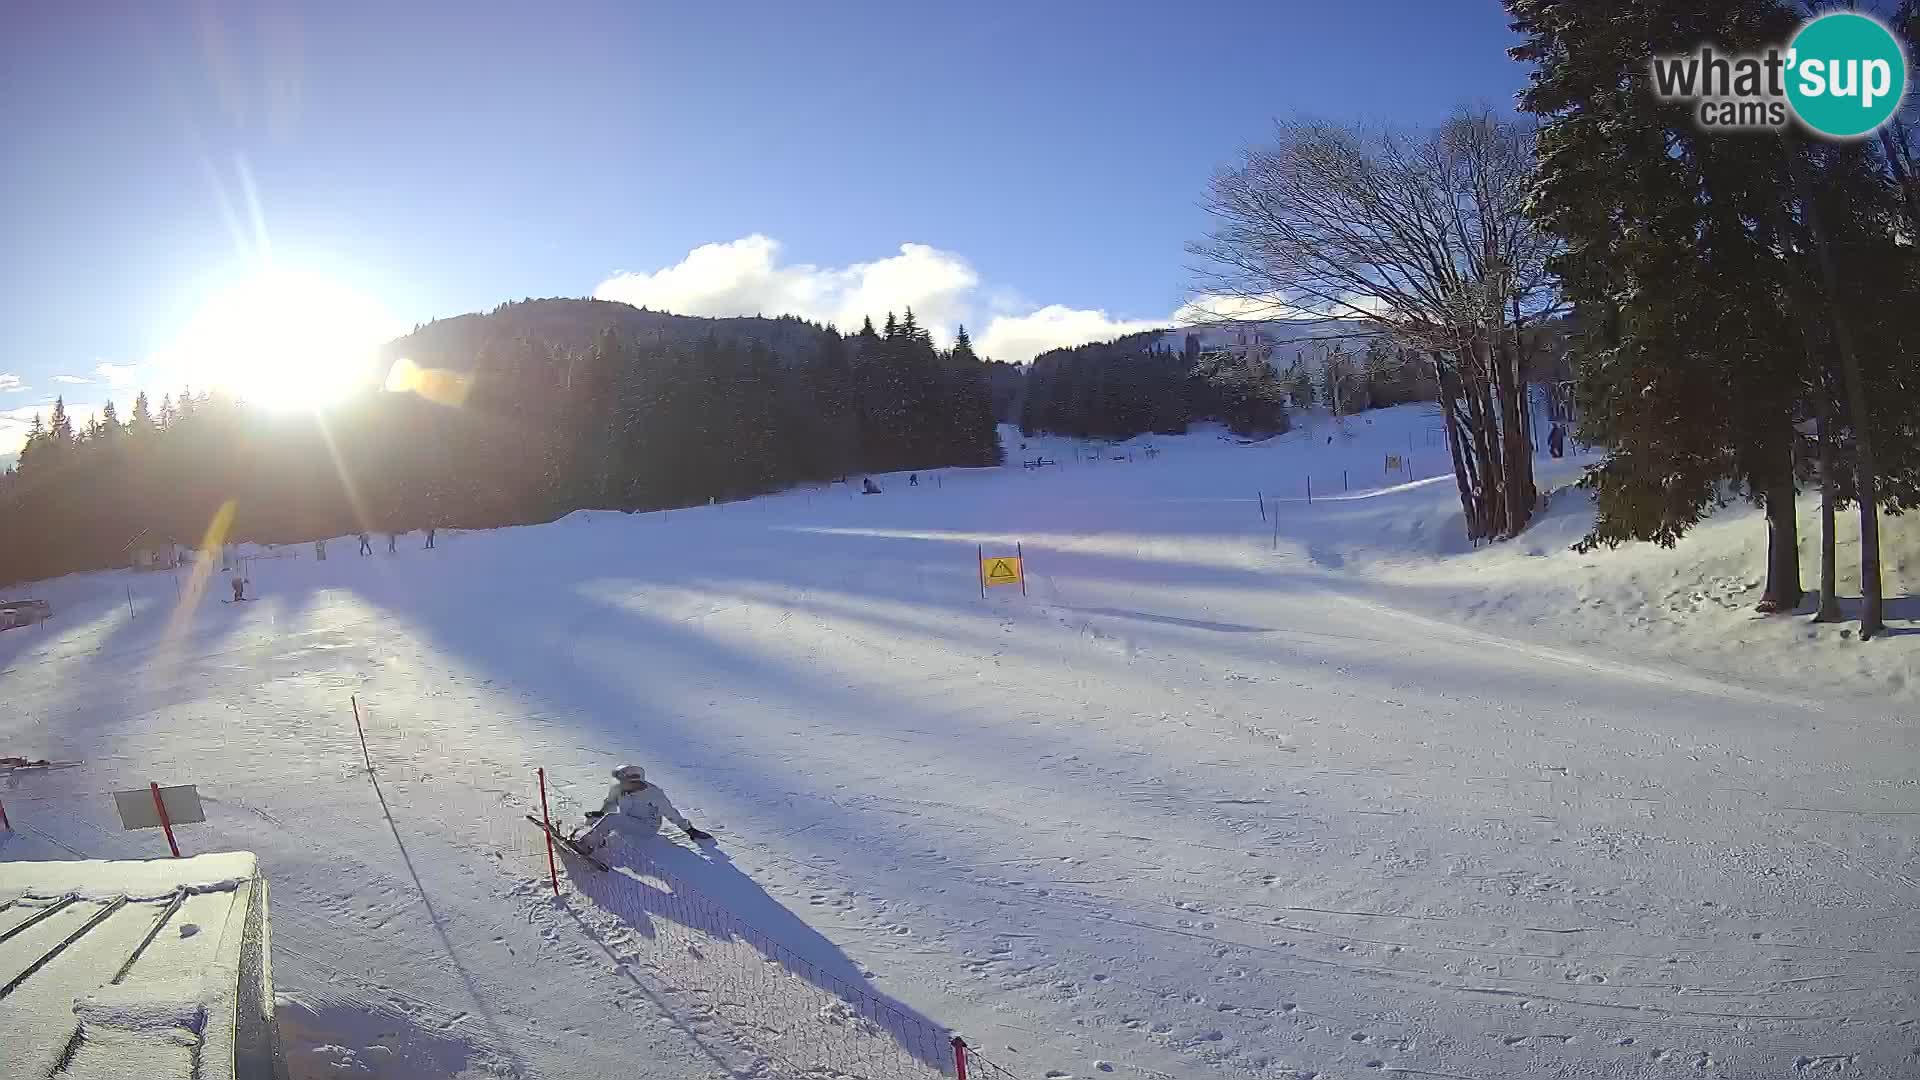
[113,785,206,830]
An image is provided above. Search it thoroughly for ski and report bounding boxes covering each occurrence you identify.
[524,814,610,872]
[0,757,82,772]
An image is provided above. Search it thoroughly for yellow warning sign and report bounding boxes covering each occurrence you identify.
[981,557,1023,587]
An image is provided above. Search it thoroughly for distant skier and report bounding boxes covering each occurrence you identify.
[229,574,246,602]
[358,532,373,556]
[1548,422,1566,459]
[862,477,882,494]
[908,473,919,487]
[574,766,712,852]
[424,527,437,550]
[387,532,398,553]
[315,539,327,561]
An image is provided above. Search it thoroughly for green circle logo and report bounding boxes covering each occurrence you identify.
[1786,12,1907,138]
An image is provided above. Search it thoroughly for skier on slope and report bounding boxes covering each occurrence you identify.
[574,765,712,852]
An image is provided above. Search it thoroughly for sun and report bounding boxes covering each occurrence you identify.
[168,269,399,410]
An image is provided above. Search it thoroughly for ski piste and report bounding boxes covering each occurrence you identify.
[525,813,610,872]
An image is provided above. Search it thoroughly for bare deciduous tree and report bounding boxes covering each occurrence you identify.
[1189,109,1563,540]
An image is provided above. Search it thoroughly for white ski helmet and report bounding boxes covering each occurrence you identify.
[612,765,646,784]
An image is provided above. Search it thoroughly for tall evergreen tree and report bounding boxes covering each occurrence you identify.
[1510,0,1811,610]
[16,414,46,471]
[47,397,73,447]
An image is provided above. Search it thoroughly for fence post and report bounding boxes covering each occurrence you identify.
[1343,468,1348,492]
[1017,542,1026,597]
[952,1036,969,1080]
[537,768,560,896]
[149,782,181,858]
[977,545,985,599]
[1306,476,1313,504]
[351,696,373,774]
[1258,491,1265,521]
[0,795,9,832]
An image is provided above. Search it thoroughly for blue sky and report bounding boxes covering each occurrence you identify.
[0,0,1526,454]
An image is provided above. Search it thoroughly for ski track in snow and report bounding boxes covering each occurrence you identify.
[3,408,1918,1079]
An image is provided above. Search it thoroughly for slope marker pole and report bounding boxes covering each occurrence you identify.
[538,768,560,896]
[149,782,181,858]
[351,696,373,774]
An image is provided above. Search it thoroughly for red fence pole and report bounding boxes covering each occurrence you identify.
[0,795,10,832]
[537,768,560,896]
[150,782,181,858]
[1016,542,1026,597]
[351,695,373,774]
[976,545,984,599]
[952,1036,968,1080]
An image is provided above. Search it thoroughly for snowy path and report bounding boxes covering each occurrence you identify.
[3,419,1916,1079]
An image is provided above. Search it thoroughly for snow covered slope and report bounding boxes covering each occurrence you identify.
[2,405,1915,1079]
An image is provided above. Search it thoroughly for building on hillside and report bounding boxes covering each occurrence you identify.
[131,546,179,571]
[0,852,278,1080]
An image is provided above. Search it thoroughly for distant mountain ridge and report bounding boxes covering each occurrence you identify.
[1159,319,1381,368]
[380,298,832,373]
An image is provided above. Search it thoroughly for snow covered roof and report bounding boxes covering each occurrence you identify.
[0,853,275,1080]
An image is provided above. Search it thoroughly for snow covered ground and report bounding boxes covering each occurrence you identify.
[2,405,1916,1079]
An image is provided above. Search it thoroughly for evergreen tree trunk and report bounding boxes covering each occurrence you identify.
[1813,400,1843,623]
[1788,146,1885,640]
[1763,193,1839,624]
[1760,438,1802,613]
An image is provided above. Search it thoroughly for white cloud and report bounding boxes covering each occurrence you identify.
[0,407,36,450]
[978,306,1169,363]
[0,374,22,392]
[94,361,142,387]
[595,235,979,341]
[594,235,1189,362]
[51,374,91,384]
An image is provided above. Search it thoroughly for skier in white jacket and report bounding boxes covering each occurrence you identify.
[574,765,712,851]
